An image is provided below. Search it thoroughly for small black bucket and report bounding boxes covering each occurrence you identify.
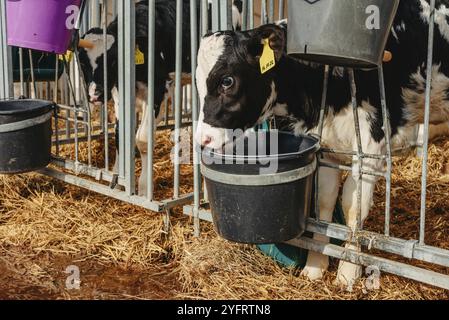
[201,131,320,244]
[0,99,54,174]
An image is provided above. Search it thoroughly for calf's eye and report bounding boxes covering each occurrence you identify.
[221,76,235,90]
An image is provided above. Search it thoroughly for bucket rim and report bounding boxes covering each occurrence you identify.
[0,99,55,116]
[203,131,321,163]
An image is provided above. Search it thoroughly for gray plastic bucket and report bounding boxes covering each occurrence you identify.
[287,0,400,68]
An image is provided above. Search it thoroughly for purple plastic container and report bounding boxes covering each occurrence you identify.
[6,0,82,54]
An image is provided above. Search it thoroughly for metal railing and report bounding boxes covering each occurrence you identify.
[1,0,448,290]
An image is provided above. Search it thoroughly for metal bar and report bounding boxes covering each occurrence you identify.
[278,0,285,20]
[118,1,137,194]
[305,219,449,268]
[211,0,220,32]
[103,1,110,171]
[191,0,201,237]
[314,65,330,222]
[242,0,248,31]
[249,0,254,29]
[147,0,156,201]
[321,148,386,160]
[52,133,106,146]
[220,0,233,30]
[73,47,93,167]
[268,0,274,23]
[182,204,449,269]
[39,168,164,213]
[378,66,393,236]
[50,157,125,185]
[349,69,363,230]
[28,50,36,99]
[201,0,209,36]
[262,0,268,25]
[19,48,25,97]
[63,57,80,166]
[174,0,184,199]
[0,0,12,99]
[287,237,449,291]
[319,160,387,178]
[419,0,436,245]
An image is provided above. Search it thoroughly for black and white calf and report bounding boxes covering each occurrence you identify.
[195,0,449,285]
[79,0,242,196]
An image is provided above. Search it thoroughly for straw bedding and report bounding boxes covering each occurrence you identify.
[0,126,448,300]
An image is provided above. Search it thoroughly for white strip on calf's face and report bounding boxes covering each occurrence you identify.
[195,34,229,150]
[83,33,115,101]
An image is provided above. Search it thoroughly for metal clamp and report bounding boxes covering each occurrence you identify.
[0,111,52,134]
[201,159,317,186]
[404,240,418,259]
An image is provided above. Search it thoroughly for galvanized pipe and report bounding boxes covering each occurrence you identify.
[147,0,156,201]
[242,0,248,31]
[249,0,254,29]
[0,0,12,99]
[378,66,393,236]
[268,0,274,23]
[349,69,363,231]
[278,0,285,20]
[63,57,80,166]
[314,65,330,222]
[419,0,436,245]
[19,48,25,97]
[191,0,201,237]
[288,237,449,291]
[201,0,209,35]
[102,0,110,171]
[119,1,137,195]
[174,0,184,199]
[28,50,37,99]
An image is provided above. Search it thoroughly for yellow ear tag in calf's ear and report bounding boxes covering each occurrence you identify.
[59,51,73,62]
[260,38,276,74]
[135,46,145,65]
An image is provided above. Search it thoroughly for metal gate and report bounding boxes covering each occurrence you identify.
[0,0,448,291]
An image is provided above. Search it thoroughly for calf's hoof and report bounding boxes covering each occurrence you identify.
[301,265,326,281]
[334,261,362,288]
[301,252,329,281]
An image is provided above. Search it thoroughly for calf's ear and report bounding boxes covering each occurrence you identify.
[247,24,286,66]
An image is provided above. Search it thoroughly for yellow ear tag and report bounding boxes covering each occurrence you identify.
[135,46,145,65]
[59,50,73,62]
[260,38,276,74]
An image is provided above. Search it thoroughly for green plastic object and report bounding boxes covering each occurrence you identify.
[257,200,346,268]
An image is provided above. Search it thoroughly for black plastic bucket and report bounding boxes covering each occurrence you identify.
[201,131,320,244]
[0,99,54,174]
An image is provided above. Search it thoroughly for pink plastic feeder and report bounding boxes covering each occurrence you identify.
[6,0,82,54]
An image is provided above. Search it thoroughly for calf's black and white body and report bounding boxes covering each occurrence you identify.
[79,0,242,196]
[195,0,449,285]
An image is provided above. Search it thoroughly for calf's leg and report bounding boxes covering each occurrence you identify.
[336,154,382,287]
[301,165,341,280]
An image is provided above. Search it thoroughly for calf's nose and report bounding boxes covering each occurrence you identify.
[202,135,212,147]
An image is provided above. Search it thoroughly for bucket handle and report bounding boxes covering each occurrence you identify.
[0,110,53,134]
[201,159,317,186]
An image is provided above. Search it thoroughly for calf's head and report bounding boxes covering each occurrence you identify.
[79,28,118,104]
[195,24,286,150]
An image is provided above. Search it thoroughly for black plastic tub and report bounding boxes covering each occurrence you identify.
[0,99,54,174]
[201,131,320,244]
